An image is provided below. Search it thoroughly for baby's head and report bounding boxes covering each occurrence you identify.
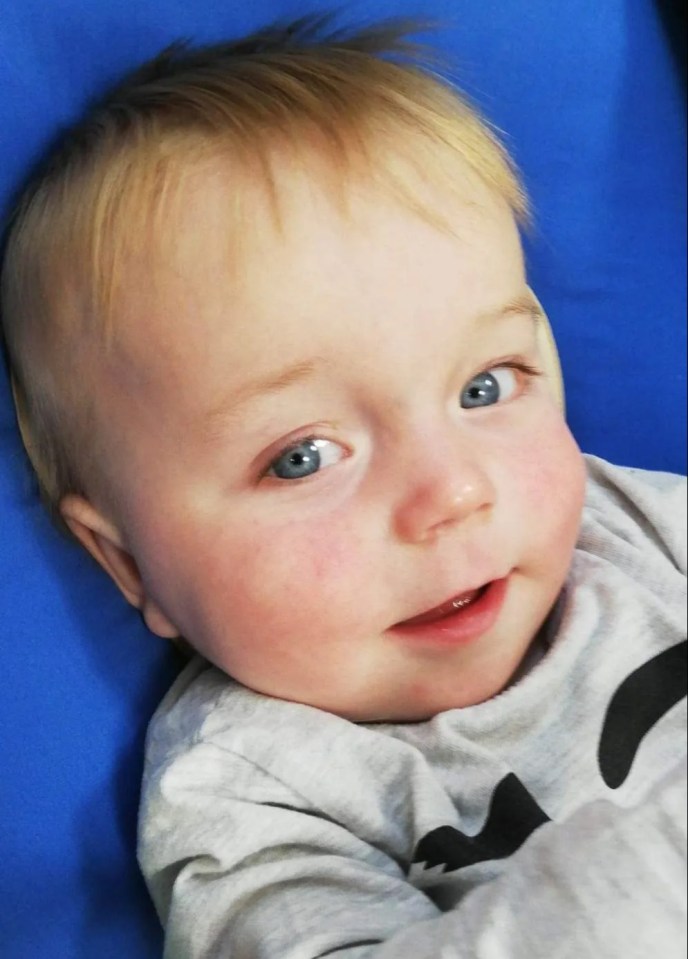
[1,16,586,721]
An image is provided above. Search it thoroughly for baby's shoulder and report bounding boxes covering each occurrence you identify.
[580,454,687,576]
[144,655,382,783]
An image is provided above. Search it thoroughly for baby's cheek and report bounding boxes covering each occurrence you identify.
[516,418,586,544]
[302,526,363,585]
[228,517,368,636]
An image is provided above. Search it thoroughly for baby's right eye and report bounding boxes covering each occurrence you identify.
[266,438,345,481]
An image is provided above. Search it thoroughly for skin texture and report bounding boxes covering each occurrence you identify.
[62,158,587,722]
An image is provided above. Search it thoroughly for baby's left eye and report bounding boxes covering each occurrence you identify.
[460,367,520,409]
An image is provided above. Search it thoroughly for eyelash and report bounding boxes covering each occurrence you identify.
[490,360,543,388]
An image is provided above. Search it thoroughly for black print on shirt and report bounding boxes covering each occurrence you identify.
[411,773,550,875]
[410,641,687,878]
[598,639,687,789]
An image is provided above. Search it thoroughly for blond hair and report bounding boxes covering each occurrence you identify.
[0,14,527,524]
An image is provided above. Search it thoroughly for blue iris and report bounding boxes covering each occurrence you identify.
[270,440,321,479]
[460,371,502,409]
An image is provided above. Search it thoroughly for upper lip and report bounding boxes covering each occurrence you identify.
[391,579,495,628]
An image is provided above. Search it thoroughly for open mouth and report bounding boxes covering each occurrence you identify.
[390,578,509,647]
[396,585,489,627]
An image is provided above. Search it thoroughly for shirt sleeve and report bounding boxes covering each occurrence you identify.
[140,737,687,959]
[139,738,441,958]
[375,759,687,959]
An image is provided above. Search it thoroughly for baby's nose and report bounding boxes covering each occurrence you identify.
[391,445,495,544]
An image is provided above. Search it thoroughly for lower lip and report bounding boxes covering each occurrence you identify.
[390,577,510,649]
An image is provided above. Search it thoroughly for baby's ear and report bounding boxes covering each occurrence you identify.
[59,494,180,639]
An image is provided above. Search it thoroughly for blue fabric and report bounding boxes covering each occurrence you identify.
[0,3,685,958]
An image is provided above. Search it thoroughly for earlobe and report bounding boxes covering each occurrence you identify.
[140,600,181,639]
[59,494,180,639]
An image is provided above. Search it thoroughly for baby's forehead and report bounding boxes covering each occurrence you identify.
[108,162,524,382]
[111,148,517,329]
[110,137,515,307]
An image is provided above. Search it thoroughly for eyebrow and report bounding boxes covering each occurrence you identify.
[203,293,543,431]
[203,358,323,432]
[479,293,544,325]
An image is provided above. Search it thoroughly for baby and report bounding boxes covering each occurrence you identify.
[1,15,686,959]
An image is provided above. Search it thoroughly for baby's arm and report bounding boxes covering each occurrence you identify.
[377,759,687,959]
[141,746,686,959]
[140,741,440,957]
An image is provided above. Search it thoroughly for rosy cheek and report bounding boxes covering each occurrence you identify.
[302,526,362,585]
[215,516,366,630]
[517,419,586,539]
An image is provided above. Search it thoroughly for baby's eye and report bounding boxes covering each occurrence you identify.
[460,367,520,409]
[266,438,345,480]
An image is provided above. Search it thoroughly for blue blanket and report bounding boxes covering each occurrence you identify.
[0,3,685,958]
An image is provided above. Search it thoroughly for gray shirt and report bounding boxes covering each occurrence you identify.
[139,455,687,959]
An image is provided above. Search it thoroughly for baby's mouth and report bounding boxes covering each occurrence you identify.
[396,585,489,627]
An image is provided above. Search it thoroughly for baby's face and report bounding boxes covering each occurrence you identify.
[92,161,586,721]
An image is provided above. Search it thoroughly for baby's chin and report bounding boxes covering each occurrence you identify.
[297,666,528,724]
